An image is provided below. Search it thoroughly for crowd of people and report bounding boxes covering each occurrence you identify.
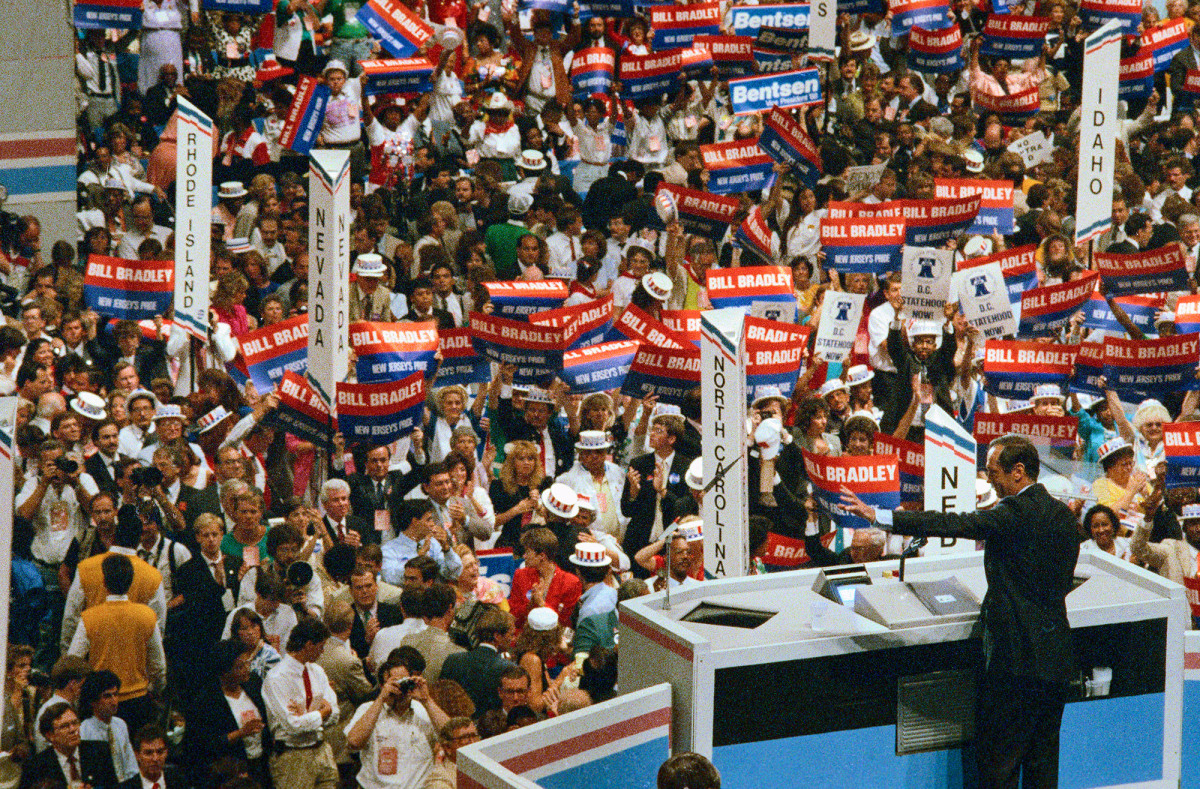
[2,0,1200,786]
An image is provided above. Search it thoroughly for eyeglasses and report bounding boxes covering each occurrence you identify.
[450,730,480,742]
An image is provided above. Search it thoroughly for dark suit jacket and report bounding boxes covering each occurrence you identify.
[349,601,404,660]
[176,484,221,531]
[347,471,411,524]
[1105,240,1139,255]
[620,450,697,568]
[403,308,454,331]
[498,398,575,477]
[168,553,240,695]
[323,513,377,547]
[891,483,1079,684]
[183,677,270,786]
[117,767,186,789]
[1169,46,1200,108]
[440,645,516,715]
[84,451,125,497]
[20,741,118,788]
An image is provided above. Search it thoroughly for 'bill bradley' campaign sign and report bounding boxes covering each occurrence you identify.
[84,255,174,321]
[337,371,425,443]
[982,340,1077,399]
[1164,423,1200,488]
[238,314,309,394]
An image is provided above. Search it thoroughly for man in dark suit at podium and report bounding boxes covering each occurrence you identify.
[841,435,1079,789]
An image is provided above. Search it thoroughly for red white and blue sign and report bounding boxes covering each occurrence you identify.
[661,310,701,346]
[1144,18,1189,72]
[360,58,435,95]
[745,316,808,401]
[618,50,682,100]
[973,412,1078,449]
[1176,295,1200,334]
[1095,242,1189,297]
[729,68,822,115]
[933,179,1014,234]
[579,0,633,17]
[436,327,490,387]
[356,0,434,58]
[485,280,568,320]
[278,75,330,156]
[560,339,638,393]
[819,216,906,273]
[803,450,900,530]
[609,304,688,349]
[1164,423,1200,488]
[1069,340,1105,396]
[351,320,439,384]
[841,0,883,12]
[727,3,810,35]
[972,87,1040,123]
[910,25,963,73]
[268,371,335,444]
[957,244,1038,302]
[890,0,952,31]
[758,106,821,186]
[752,46,796,74]
[469,311,579,379]
[679,45,715,77]
[733,207,776,262]
[900,196,982,246]
[83,255,174,321]
[74,0,141,28]
[696,35,756,77]
[530,295,613,349]
[707,265,794,309]
[700,138,774,195]
[1082,293,1161,335]
[1179,70,1200,111]
[337,371,425,444]
[1119,51,1155,101]
[875,433,924,504]
[238,314,309,394]
[570,47,616,99]
[519,0,569,11]
[1019,271,1099,335]
[981,15,1050,59]
[619,344,701,405]
[1104,333,1200,394]
[653,183,741,238]
[982,340,1077,399]
[651,2,721,49]
[1079,0,1142,33]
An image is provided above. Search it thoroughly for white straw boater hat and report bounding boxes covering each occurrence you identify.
[70,392,106,421]
[518,149,548,171]
[218,181,247,200]
[1181,504,1200,521]
[1097,437,1132,463]
[226,237,253,254]
[575,430,613,451]
[352,253,387,278]
[641,271,672,301]
[1031,383,1064,403]
[153,404,184,422]
[541,482,580,519]
[846,364,874,387]
[526,607,559,630]
[752,385,789,411]
[570,542,610,567]
[197,405,231,434]
[525,387,555,405]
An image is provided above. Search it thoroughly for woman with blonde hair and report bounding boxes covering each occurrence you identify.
[452,544,509,610]
[488,440,547,550]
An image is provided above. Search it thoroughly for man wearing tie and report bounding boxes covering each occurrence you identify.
[546,207,585,281]
[262,618,340,789]
[347,254,394,323]
[500,386,574,478]
[346,567,403,662]
[85,420,126,498]
[21,703,118,789]
[320,479,373,547]
[620,414,697,574]
[346,446,407,539]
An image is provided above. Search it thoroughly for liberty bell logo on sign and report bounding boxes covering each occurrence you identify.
[970,275,991,297]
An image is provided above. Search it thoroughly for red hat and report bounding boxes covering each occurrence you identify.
[255,55,293,85]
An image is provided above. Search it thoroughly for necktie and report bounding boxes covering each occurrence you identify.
[377,481,384,503]
[302,665,313,708]
[362,292,372,319]
[570,237,578,260]
[68,752,80,781]
[210,560,222,584]
[97,53,107,93]
[153,783,160,789]
[538,433,548,472]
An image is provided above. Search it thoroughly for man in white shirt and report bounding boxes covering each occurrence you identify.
[263,618,340,789]
[118,391,157,458]
[545,207,585,281]
[867,272,903,408]
[78,671,138,782]
[116,197,171,259]
[345,649,449,789]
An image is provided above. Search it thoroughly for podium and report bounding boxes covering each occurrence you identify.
[618,552,1188,789]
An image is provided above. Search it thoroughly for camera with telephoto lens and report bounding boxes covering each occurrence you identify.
[130,466,163,487]
[53,456,79,475]
[396,677,417,695]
